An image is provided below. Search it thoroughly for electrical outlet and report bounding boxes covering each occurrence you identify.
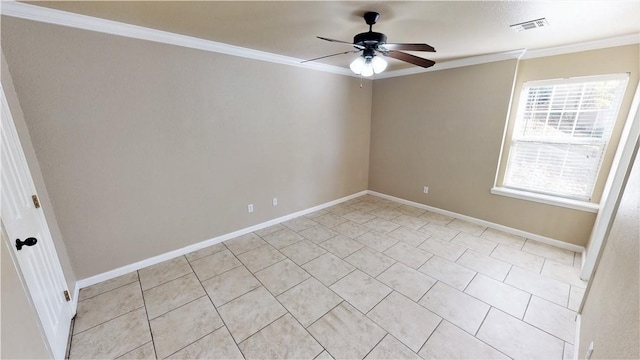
[272,197,278,206]
[586,342,594,360]
[423,186,429,194]
[248,204,254,213]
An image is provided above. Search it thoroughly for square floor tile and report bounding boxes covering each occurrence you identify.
[451,233,497,255]
[74,282,144,334]
[456,250,511,281]
[166,327,243,359]
[255,259,310,295]
[418,256,476,290]
[419,320,509,360]
[217,287,287,343]
[280,239,327,265]
[330,270,391,313]
[419,211,454,226]
[79,271,139,301]
[224,233,267,255]
[362,217,401,234]
[522,240,575,265]
[464,274,530,319]
[185,243,227,262]
[302,252,355,286]
[541,260,587,288]
[419,223,460,241]
[376,262,436,301]
[446,219,487,236]
[349,201,382,213]
[304,209,328,219]
[150,296,223,358]
[239,314,323,359]
[477,308,564,360]
[70,308,151,359]
[116,342,155,359]
[308,302,386,359]
[201,266,261,307]
[320,235,365,258]
[420,282,489,335]
[368,292,441,352]
[190,249,242,281]
[491,244,545,273]
[262,228,304,249]
[138,256,192,291]
[524,296,577,343]
[392,215,428,230]
[277,277,342,327]
[282,217,319,232]
[314,213,348,228]
[364,334,421,359]
[254,224,286,237]
[342,210,377,224]
[384,242,433,269]
[346,247,396,277]
[368,207,403,221]
[568,286,585,312]
[325,204,355,216]
[299,225,339,244]
[418,237,466,261]
[481,228,525,249]
[143,273,205,319]
[237,244,286,273]
[387,226,429,247]
[332,220,371,239]
[505,266,570,306]
[396,205,426,218]
[356,230,398,253]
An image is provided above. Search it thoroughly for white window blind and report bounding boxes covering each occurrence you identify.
[504,73,628,201]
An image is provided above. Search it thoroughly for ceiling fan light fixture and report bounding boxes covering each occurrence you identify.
[349,56,366,74]
[371,56,387,73]
[360,62,374,77]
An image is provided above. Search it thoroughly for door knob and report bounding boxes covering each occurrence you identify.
[15,237,37,251]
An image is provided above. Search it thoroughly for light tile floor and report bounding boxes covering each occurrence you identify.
[69,195,585,359]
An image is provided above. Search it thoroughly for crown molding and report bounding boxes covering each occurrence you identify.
[520,33,640,60]
[0,1,353,77]
[374,49,526,79]
[2,1,639,80]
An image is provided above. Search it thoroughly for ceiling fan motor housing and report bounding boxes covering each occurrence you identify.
[354,32,387,49]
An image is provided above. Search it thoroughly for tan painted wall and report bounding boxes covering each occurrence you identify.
[1,17,372,279]
[1,52,77,295]
[1,226,52,359]
[578,140,639,359]
[370,45,639,246]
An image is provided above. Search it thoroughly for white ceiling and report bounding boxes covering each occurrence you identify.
[22,1,640,71]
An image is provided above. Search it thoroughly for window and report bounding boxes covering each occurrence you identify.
[503,73,628,201]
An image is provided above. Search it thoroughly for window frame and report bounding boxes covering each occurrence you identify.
[492,73,630,212]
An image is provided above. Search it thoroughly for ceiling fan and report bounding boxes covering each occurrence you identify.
[303,11,436,76]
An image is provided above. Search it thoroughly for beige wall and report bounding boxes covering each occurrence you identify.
[370,46,639,246]
[498,45,640,203]
[578,139,639,359]
[1,17,372,279]
[1,52,77,294]
[1,225,52,359]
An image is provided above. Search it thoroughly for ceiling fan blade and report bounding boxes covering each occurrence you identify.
[384,51,436,68]
[381,43,436,52]
[317,36,354,45]
[301,50,361,63]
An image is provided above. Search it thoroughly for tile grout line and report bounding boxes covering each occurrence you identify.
[136,276,158,360]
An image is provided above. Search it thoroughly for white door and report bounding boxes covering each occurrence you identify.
[1,87,74,359]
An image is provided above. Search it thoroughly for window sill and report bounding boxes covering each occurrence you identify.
[490,187,600,213]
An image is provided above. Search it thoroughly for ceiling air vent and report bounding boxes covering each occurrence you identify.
[510,18,549,32]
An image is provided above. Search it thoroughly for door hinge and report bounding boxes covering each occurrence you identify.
[63,290,71,302]
[32,195,40,209]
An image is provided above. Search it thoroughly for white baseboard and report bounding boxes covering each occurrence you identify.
[75,190,367,290]
[367,190,586,253]
[574,314,581,360]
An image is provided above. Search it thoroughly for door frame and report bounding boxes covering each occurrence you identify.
[1,85,75,358]
[581,81,640,282]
